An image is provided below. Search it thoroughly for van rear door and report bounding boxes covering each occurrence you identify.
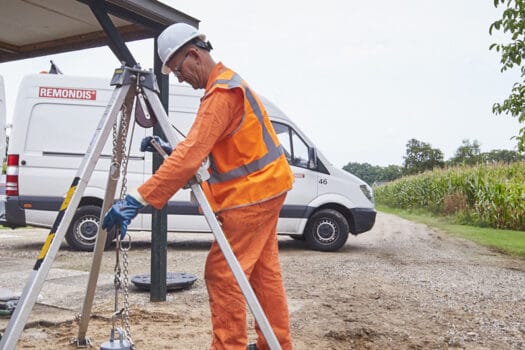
[0,76,6,221]
[0,76,6,166]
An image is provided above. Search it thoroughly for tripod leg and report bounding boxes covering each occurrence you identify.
[76,85,136,345]
[0,84,133,350]
[142,88,283,350]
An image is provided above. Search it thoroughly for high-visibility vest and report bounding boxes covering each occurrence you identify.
[202,68,293,212]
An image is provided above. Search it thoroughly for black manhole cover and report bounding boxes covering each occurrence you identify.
[131,272,197,291]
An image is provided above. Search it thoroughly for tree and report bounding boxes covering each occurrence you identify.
[343,162,379,185]
[342,162,403,185]
[381,164,404,182]
[489,0,525,152]
[403,138,444,175]
[481,149,525,163]
[449,139,482,166]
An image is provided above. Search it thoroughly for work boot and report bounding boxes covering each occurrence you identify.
[246,343,257,350]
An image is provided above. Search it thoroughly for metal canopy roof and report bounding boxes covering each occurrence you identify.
[0,0,200,63]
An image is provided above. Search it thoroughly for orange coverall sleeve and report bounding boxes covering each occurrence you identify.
[137,88,244,209]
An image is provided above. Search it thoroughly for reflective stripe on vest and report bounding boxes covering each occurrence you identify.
[207,74,284,184]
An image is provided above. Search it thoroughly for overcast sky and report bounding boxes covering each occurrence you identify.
[0,1,521,167]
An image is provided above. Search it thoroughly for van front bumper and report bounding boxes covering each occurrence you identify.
[349,207,376,234]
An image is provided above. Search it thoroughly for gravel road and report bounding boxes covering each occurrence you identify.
[1,212,524,349]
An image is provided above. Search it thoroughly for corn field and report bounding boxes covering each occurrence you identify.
[374,162,525,230]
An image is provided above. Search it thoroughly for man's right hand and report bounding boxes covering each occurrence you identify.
[140,136,173,155]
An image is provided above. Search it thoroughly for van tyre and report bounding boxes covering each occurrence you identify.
[66,205,113,251]
[305,209,349,251]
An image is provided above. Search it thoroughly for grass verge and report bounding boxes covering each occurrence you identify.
[377,204,525,258]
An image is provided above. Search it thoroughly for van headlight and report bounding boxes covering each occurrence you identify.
[360,184,374,203]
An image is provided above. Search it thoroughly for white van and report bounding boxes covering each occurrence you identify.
[0,76,6,219]
[0,76,5,162]
[0,72,376,252]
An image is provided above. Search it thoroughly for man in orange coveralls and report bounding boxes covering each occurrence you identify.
[102,23,294,350]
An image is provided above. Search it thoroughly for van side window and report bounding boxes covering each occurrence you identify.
[27,104,108,155]
[27,103,144,158]
[272,122,292,162]
[272,121,310,169]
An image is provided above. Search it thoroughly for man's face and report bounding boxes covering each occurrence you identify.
[167,50,189,82]
[167,48,203,89]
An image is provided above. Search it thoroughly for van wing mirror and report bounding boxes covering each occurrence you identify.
[308,147,318,169]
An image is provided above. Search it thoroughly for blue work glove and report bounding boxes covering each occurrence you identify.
[102,194,144,239]
[140,136,172,155]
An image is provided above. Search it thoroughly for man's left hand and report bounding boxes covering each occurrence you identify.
[102,194,144,239]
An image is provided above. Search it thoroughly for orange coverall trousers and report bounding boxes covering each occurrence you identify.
[204,193,292,350]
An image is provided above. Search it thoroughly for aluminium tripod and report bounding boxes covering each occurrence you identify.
[0,66,282,350]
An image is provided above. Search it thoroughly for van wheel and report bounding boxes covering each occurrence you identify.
[304,209,349,251]
[65,205,113,251]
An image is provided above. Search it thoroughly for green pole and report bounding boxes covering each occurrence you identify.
[150,40,168,301]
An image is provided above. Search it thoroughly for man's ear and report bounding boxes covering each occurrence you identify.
[188,47,200,60]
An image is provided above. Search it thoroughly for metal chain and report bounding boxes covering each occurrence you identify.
[121,242,132,346]
[110,106,122,335]
[113,238,122,330]
[110,103,136,348]
[120,105,136,348]
[119,101,136,348]
[110,121,120,181]
[118,105,130,200]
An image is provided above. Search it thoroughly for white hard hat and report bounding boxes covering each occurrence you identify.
[157,23,206,75]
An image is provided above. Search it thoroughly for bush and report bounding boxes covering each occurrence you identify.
[374,162,525,230]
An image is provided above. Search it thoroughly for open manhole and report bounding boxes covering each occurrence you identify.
[131,272,197,291]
